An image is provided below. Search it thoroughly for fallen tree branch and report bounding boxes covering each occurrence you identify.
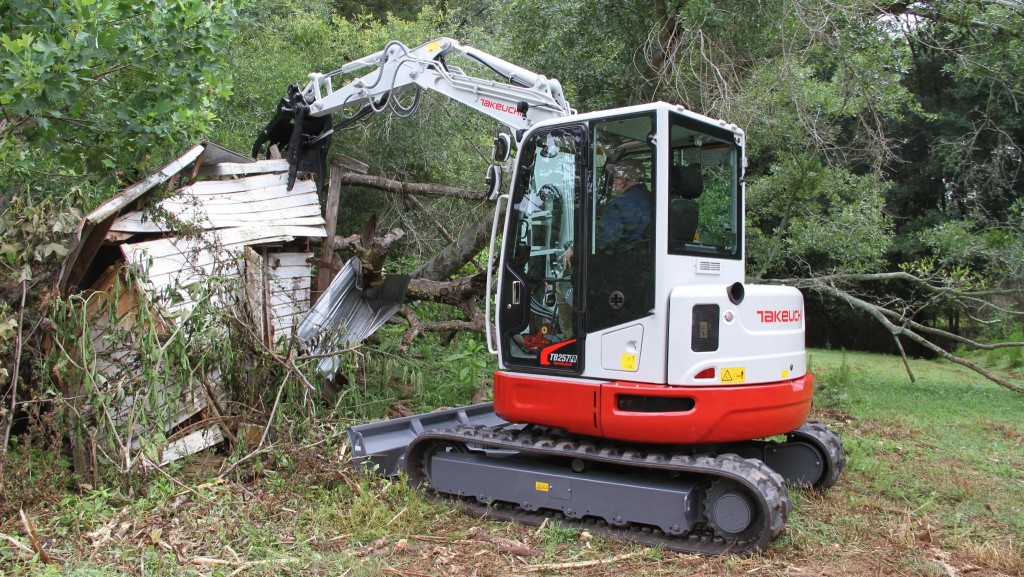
[338,173,484,201]
[0,531,36,560]
[465,527,539,557]
[189,556,299,568]
[406,273,486,307]
[521,551,640,572]
[20,509,54,564]
[764,268,1024,393]
[811,278,1024,393]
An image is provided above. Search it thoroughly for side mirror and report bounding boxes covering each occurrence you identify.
[485,164,503,201]
[492,133,512,163]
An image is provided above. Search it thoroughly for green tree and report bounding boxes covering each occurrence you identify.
[217,0,497,262]
[1,0,239,203]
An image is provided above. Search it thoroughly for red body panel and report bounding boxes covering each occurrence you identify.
[493,371,814,444]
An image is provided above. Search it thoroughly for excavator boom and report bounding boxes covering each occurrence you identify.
[252,38,574,190]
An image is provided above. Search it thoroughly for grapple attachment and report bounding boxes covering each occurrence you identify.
[252,84,333,191]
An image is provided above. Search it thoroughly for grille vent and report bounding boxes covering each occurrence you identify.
[691,304,720,352]
[696,260,722,274]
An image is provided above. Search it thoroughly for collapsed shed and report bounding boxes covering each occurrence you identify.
[53,142,404,481]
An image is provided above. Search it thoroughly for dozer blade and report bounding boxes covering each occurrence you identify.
[252,84,333,191]
[347,402,508,477]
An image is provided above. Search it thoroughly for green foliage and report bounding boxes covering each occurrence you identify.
[0,0,240,202]
[747,155,892,277]
[0,0,241,429]
[911,200,1024,287]
[442,337,488,390]
[412,332,492,409]
[216,1,495,260]
[41,267,280,483]
[536,521,579,549]
[0,192,81,283]
[0,192,83,426]
[813,351,851,410]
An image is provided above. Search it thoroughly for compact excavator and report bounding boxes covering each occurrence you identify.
[253,38,845,555]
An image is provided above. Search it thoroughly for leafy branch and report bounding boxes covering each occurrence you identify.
[779,271,1024,392]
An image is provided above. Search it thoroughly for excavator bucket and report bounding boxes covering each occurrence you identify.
[252,84,333,191]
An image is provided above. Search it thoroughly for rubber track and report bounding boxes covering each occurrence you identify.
[405,424,791,556]
[788,422,846,490]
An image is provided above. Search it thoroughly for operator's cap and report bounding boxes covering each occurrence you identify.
[606,159,645,183]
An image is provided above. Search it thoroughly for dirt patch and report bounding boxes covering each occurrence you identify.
[810,407,854,425]
[982,420,1024,446]
[848,417,924,442]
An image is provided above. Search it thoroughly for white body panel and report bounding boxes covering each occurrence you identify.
[667,283,807,386]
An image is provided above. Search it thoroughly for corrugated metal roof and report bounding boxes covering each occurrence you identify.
[297,258,409,378]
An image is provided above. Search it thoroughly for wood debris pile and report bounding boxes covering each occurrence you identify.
[53,142,339,482]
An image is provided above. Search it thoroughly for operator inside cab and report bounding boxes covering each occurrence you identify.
[595,159,652,253]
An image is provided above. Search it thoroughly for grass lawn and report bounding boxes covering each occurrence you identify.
[2,349,1022,576]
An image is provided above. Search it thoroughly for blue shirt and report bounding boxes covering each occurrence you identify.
[596,184,652,251]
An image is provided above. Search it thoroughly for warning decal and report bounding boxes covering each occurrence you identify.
[621,353,638,371]
[721,367,746,383]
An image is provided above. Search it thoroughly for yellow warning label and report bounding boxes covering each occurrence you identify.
[621,353,638,371]
[781,369,790,379]
[535,481,550,492]
[721,367,746,383]
[428,41,442,52]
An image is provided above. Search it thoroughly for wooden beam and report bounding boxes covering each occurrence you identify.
[312,155,349,306]
[332,153,369,175]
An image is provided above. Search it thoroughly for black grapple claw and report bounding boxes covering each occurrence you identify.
[252,84,332,191]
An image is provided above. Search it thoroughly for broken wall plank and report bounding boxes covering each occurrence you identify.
[196,159,290,177]
[88,145,206,225]
[158,425,225,466]
[266,252,312,342]
[122,226,326,262]
[110,182,323,234]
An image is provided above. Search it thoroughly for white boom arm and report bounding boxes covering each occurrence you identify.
[299,38,575,132]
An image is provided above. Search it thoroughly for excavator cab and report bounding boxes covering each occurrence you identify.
[496,105,741,376]
[492,103,813,444]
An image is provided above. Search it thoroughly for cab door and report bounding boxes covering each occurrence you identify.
[499,126,585,373]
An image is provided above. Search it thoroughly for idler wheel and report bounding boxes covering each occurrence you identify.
[705,480,758,539]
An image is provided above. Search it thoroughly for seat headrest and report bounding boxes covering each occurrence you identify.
[670,164,703,200]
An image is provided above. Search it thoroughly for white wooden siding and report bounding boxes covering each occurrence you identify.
[110,177,324,234]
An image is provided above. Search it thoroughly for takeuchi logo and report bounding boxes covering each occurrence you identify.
[756,309,802,323]
[481,98,519,115]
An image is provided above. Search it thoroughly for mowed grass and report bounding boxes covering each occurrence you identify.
[2,349,1022,576]
[785,349,1024,576]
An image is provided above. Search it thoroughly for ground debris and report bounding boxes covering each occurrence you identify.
[465,526,539,557]
[928,548,961,577]
[520,551,641,572]
[389,403,414,418]
[353,536,393,558]
[86,506,132,549]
